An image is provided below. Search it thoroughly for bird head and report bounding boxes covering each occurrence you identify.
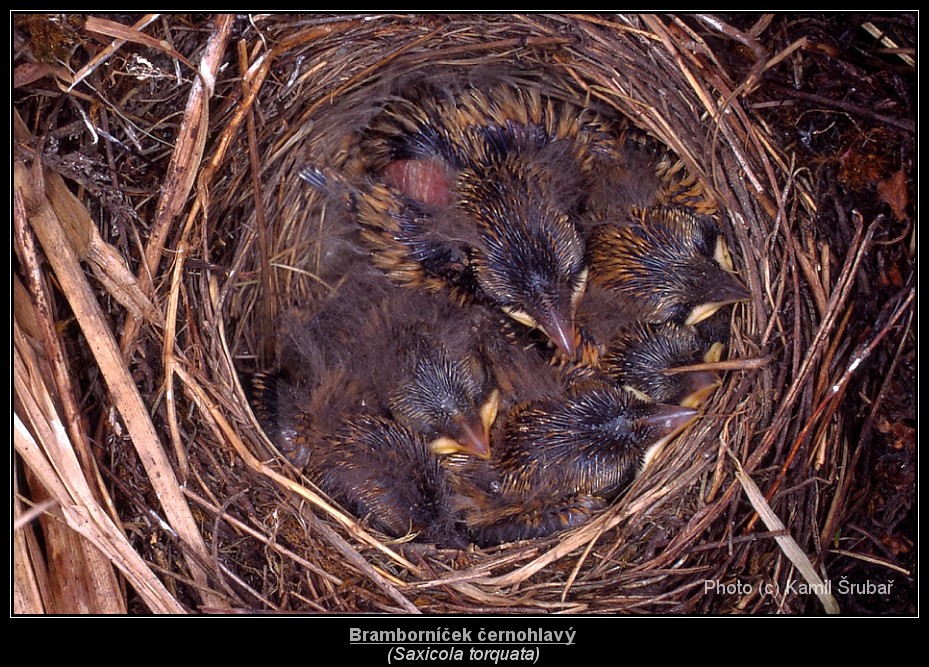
[388,336,498,461]
[589,207,750,326]
[602,322,724,408]
[462,151,588,360]
[500,387,699,499]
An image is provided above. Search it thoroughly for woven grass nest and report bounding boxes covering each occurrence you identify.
[13,14,915,615]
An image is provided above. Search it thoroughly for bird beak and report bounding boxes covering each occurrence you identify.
[539,309,579,361]
[435,390,499,460]
[704,342,726,364]
[677,370,723,409]
[453,416,493,460]
[502,305,578,360]
[429,429,489,459]
[640,404,700,470]
[480,390,501,433]
[427,400,495,460]
[685,275,751,326]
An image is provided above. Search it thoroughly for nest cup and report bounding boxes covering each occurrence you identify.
[217,15,797,612]
[17,14,885,615]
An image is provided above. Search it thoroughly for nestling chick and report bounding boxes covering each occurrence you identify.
[313,415,467,547]
[244,273,498,546]
[305,81,622,359]
[377,303,500,461]
[243,367,373,469]
[599,321,726,408]
[450,480,607,547]
[447,385,699,546]
[299,167,481,301]
[275,269,500,461]
[493,386,699,499]
[455,144,589,360]
[588,206,750,327]
[583,125,720,228]
[358,81,618,181]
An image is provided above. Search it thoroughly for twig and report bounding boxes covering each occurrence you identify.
[182,488,344,585]
[68,15,162,91]
[15,158,223,610]
[120,14,235,354]
[238,39,276,366]
[830,549,911,577]
[662,355,773,374]
[163,240,190,480]
[761,284,913,514]
[312,518,421,614]
[765,83,915,133]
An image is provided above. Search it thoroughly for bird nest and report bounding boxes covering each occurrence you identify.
[13,14,915,614]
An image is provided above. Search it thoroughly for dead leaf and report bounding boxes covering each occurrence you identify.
[877,169,909,221]
[13,62,70,88]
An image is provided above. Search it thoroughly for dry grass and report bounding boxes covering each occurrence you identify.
[12,13,915,614]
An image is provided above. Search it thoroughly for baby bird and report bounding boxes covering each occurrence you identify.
[243,269,505,546]
[378,309,500,462]
[583,125,720,229]
[274,269,500,462]
[447,384,699,546]
[454,143,589,360]
[587,206,750,327]
[567,274,736,406]
[303,81,619,359]
[358,81,617,186]
[312,414,467,547]
[494,387,698,499]
[298,167,481,302]
[244,367,367,469]
[599,321,726,408]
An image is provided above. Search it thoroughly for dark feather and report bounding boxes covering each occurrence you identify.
[495,387,698,499]
[588,206,750,326]
[600,321,724,407]
[308,80,626,357]
[447,386,698,546]
[583,126,719,231]
[458,146,588,358]
[275,270,499,460]
[314,415,467,547]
